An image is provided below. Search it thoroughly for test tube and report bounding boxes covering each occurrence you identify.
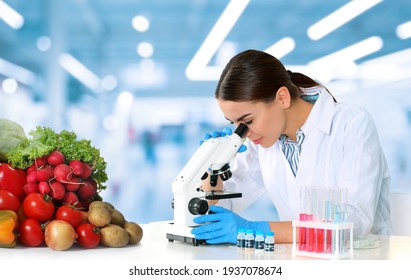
[306,187,315,252]
[299,186,307,251]
[324,188,334,253]
[299,213,307,251]
[340,188,348,253]
[315,187,325,253]
[333,203,341,253]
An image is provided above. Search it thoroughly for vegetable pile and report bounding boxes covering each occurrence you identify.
[0,118,143,250]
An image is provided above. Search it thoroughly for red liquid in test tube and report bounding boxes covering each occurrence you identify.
[306,214,315,251]
[315,187,324,253]
[316,227,325,253]
[306,187,317,252]
[299,186,308,251]
[299,213,307,251]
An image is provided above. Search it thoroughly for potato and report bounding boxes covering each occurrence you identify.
[100,224,129,247]
[124,222,143,245]
[110,209,126,227]
[87,206,111,227]
[88,201,106,210]
[89,201,114,211]
[102,201,115,211]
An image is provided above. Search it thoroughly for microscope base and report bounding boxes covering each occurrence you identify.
[166,223,206,246]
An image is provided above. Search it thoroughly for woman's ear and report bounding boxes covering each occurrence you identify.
[276,86,291,109]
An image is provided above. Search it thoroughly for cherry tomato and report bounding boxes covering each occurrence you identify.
[18,218,44,247]
[0,163,27,202]
[22,193,54,222]
[0,190,20,212]
[76,223,101,249]
[55,205,83,229]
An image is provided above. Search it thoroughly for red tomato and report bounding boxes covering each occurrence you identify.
[0,189,20,212]
[55,205,83,229]
[0,163,27,202]
[18,218,44,247]
[22,193,54,222]
[76,223,101,249]
[79,210,88,224]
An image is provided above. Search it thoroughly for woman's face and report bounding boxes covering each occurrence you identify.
[218,95,286,148]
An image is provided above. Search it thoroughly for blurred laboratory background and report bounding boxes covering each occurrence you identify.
[1,0,410,224]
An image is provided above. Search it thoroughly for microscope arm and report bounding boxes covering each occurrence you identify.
[171,124,248,228]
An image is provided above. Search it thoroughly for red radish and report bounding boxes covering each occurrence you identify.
[54,164,73,183]
[78,199,91,211]
[38,181,51,195]
[65,176,82,192]
[86,178,97,190]
[26,171,38,183]
[27,164,37,174]
[75,200,84,210]
[48,150,65,166]
[61,191,79,205]
[49,181,65,200]
[79,162,92,178]
[76,179,97,200]
[24,182,39,195]
[34,156,48,168]
[36,166,54,181]
[69,160,84,176]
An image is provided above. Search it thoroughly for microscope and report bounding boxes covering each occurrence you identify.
[166,123,248,245]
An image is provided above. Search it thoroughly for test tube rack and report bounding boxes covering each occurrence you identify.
[292,220,354,260]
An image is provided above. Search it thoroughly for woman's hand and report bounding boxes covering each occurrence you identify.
[191,205,269,244]
[200,128,247,152]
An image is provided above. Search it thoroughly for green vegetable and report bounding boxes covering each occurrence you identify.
[7,125,108,192]
[0,118,29,162]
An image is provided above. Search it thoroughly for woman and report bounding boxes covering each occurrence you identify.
[191,49,392,244]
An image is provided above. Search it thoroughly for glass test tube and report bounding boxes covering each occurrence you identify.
[299,187,307,251]
[315,187,324,253]
[340,188,348,253]
[333,203,341,253]
[306,187,315,252]
[324,188,334,253]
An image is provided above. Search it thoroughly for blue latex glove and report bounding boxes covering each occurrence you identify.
[191,205,270,244]
[200,127,247,152]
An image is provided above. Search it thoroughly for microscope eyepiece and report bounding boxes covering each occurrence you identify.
[234,123,248,138]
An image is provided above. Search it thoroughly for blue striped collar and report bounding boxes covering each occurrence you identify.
[301,86,336,135]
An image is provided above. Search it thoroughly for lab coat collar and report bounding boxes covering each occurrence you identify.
[301,86,336,135]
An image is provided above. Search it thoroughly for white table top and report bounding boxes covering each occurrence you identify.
[2,221,411,260]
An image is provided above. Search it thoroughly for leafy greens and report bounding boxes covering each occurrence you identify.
[6,125,107,191]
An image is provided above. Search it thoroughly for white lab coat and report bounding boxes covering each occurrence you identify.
[218,86,392,236]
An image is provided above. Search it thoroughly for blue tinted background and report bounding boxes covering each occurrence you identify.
[1,0,410,224]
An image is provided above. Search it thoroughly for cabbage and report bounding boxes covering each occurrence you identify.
[0,118,29,162]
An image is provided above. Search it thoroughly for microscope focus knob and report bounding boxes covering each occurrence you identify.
[188,198,209,215]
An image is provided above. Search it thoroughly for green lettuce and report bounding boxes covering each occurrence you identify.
[0,118,29,162]
[6,125,107,191]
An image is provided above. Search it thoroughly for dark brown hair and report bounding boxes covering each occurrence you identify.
[215,49,321,103]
